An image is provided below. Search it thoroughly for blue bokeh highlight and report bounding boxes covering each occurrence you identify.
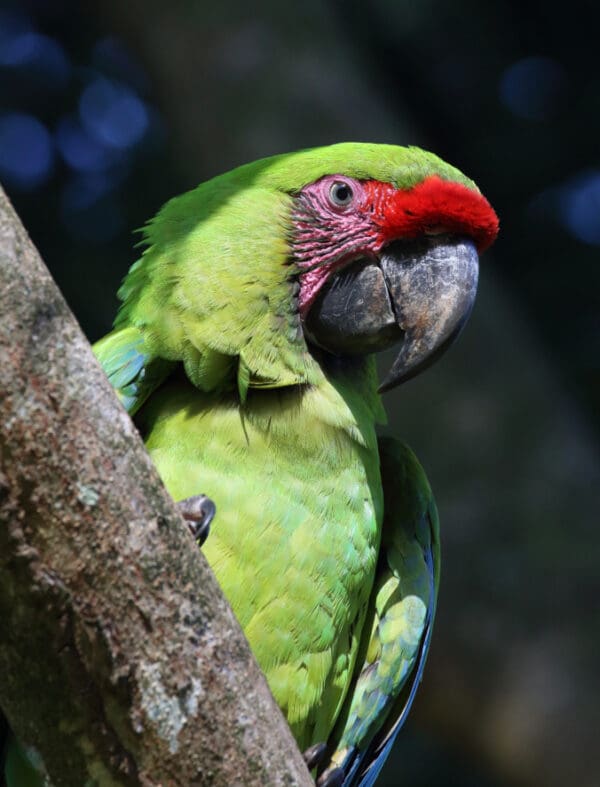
[560,172,600,246]
[0,112,54,189]
[499,56,567,121]
[56,114,126,174]
[79,76,149,151]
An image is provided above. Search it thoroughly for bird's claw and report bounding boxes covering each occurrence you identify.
[303,742,328,771]
[177,494,216,546]
[316,766,344,787]
[303,742,344,785]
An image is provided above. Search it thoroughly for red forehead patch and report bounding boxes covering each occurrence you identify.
[365,175,499,253]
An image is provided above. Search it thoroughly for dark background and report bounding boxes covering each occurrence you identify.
[1,1,599,785]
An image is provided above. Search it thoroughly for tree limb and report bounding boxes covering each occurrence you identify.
[0,183,312,786]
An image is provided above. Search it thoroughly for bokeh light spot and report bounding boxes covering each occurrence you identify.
[499,56,567,121]
[0,112,53,190]
[79,77,149,150]
[0,32,69,88]
[56,114,125,174]
[560,172,600,246]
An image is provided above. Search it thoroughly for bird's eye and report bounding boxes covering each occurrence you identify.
[329,181,354,207]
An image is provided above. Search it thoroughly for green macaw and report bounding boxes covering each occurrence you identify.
[2,143,497,786]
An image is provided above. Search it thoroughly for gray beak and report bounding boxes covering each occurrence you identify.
[378,236,479,391]
[303,235,479,392]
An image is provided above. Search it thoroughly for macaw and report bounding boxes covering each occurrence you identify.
[2,143,497,787]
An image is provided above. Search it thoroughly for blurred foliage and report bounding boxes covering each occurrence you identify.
[1,1,599,786]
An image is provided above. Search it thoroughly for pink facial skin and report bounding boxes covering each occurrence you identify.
[291,173,499,318]
[292,175,380,317]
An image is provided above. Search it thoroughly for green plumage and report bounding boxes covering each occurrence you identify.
[97,143,447,782]
[138,360,385,747]
[99,143,447,781]
[5,143,459,786]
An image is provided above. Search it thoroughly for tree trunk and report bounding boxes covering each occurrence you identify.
[0,183,311,786]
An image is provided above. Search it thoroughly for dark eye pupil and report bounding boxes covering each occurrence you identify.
[331,182,353,205]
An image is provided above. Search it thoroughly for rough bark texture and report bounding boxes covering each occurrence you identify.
[0,184,311,786]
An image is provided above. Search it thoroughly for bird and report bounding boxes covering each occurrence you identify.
[3,142,498,787]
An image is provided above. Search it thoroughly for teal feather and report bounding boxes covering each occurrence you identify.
[93,325,175,415]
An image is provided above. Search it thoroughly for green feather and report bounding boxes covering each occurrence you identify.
[5,144,483,787]
[3,734,46,787]
[137,356,385,748]
[326,438,440,784]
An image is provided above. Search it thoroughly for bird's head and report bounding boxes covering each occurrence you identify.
[119,143,498,398]
[291,170,497,391]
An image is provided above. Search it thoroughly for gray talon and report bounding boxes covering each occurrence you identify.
[317,766,344,787]
[177,494,216,546]
[303,742,328,770]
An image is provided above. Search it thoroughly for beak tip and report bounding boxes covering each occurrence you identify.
[377,377,395,395]
[377,364,416,394]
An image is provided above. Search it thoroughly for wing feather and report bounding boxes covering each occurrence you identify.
[323,437,440,786]
[93,325,174,415]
